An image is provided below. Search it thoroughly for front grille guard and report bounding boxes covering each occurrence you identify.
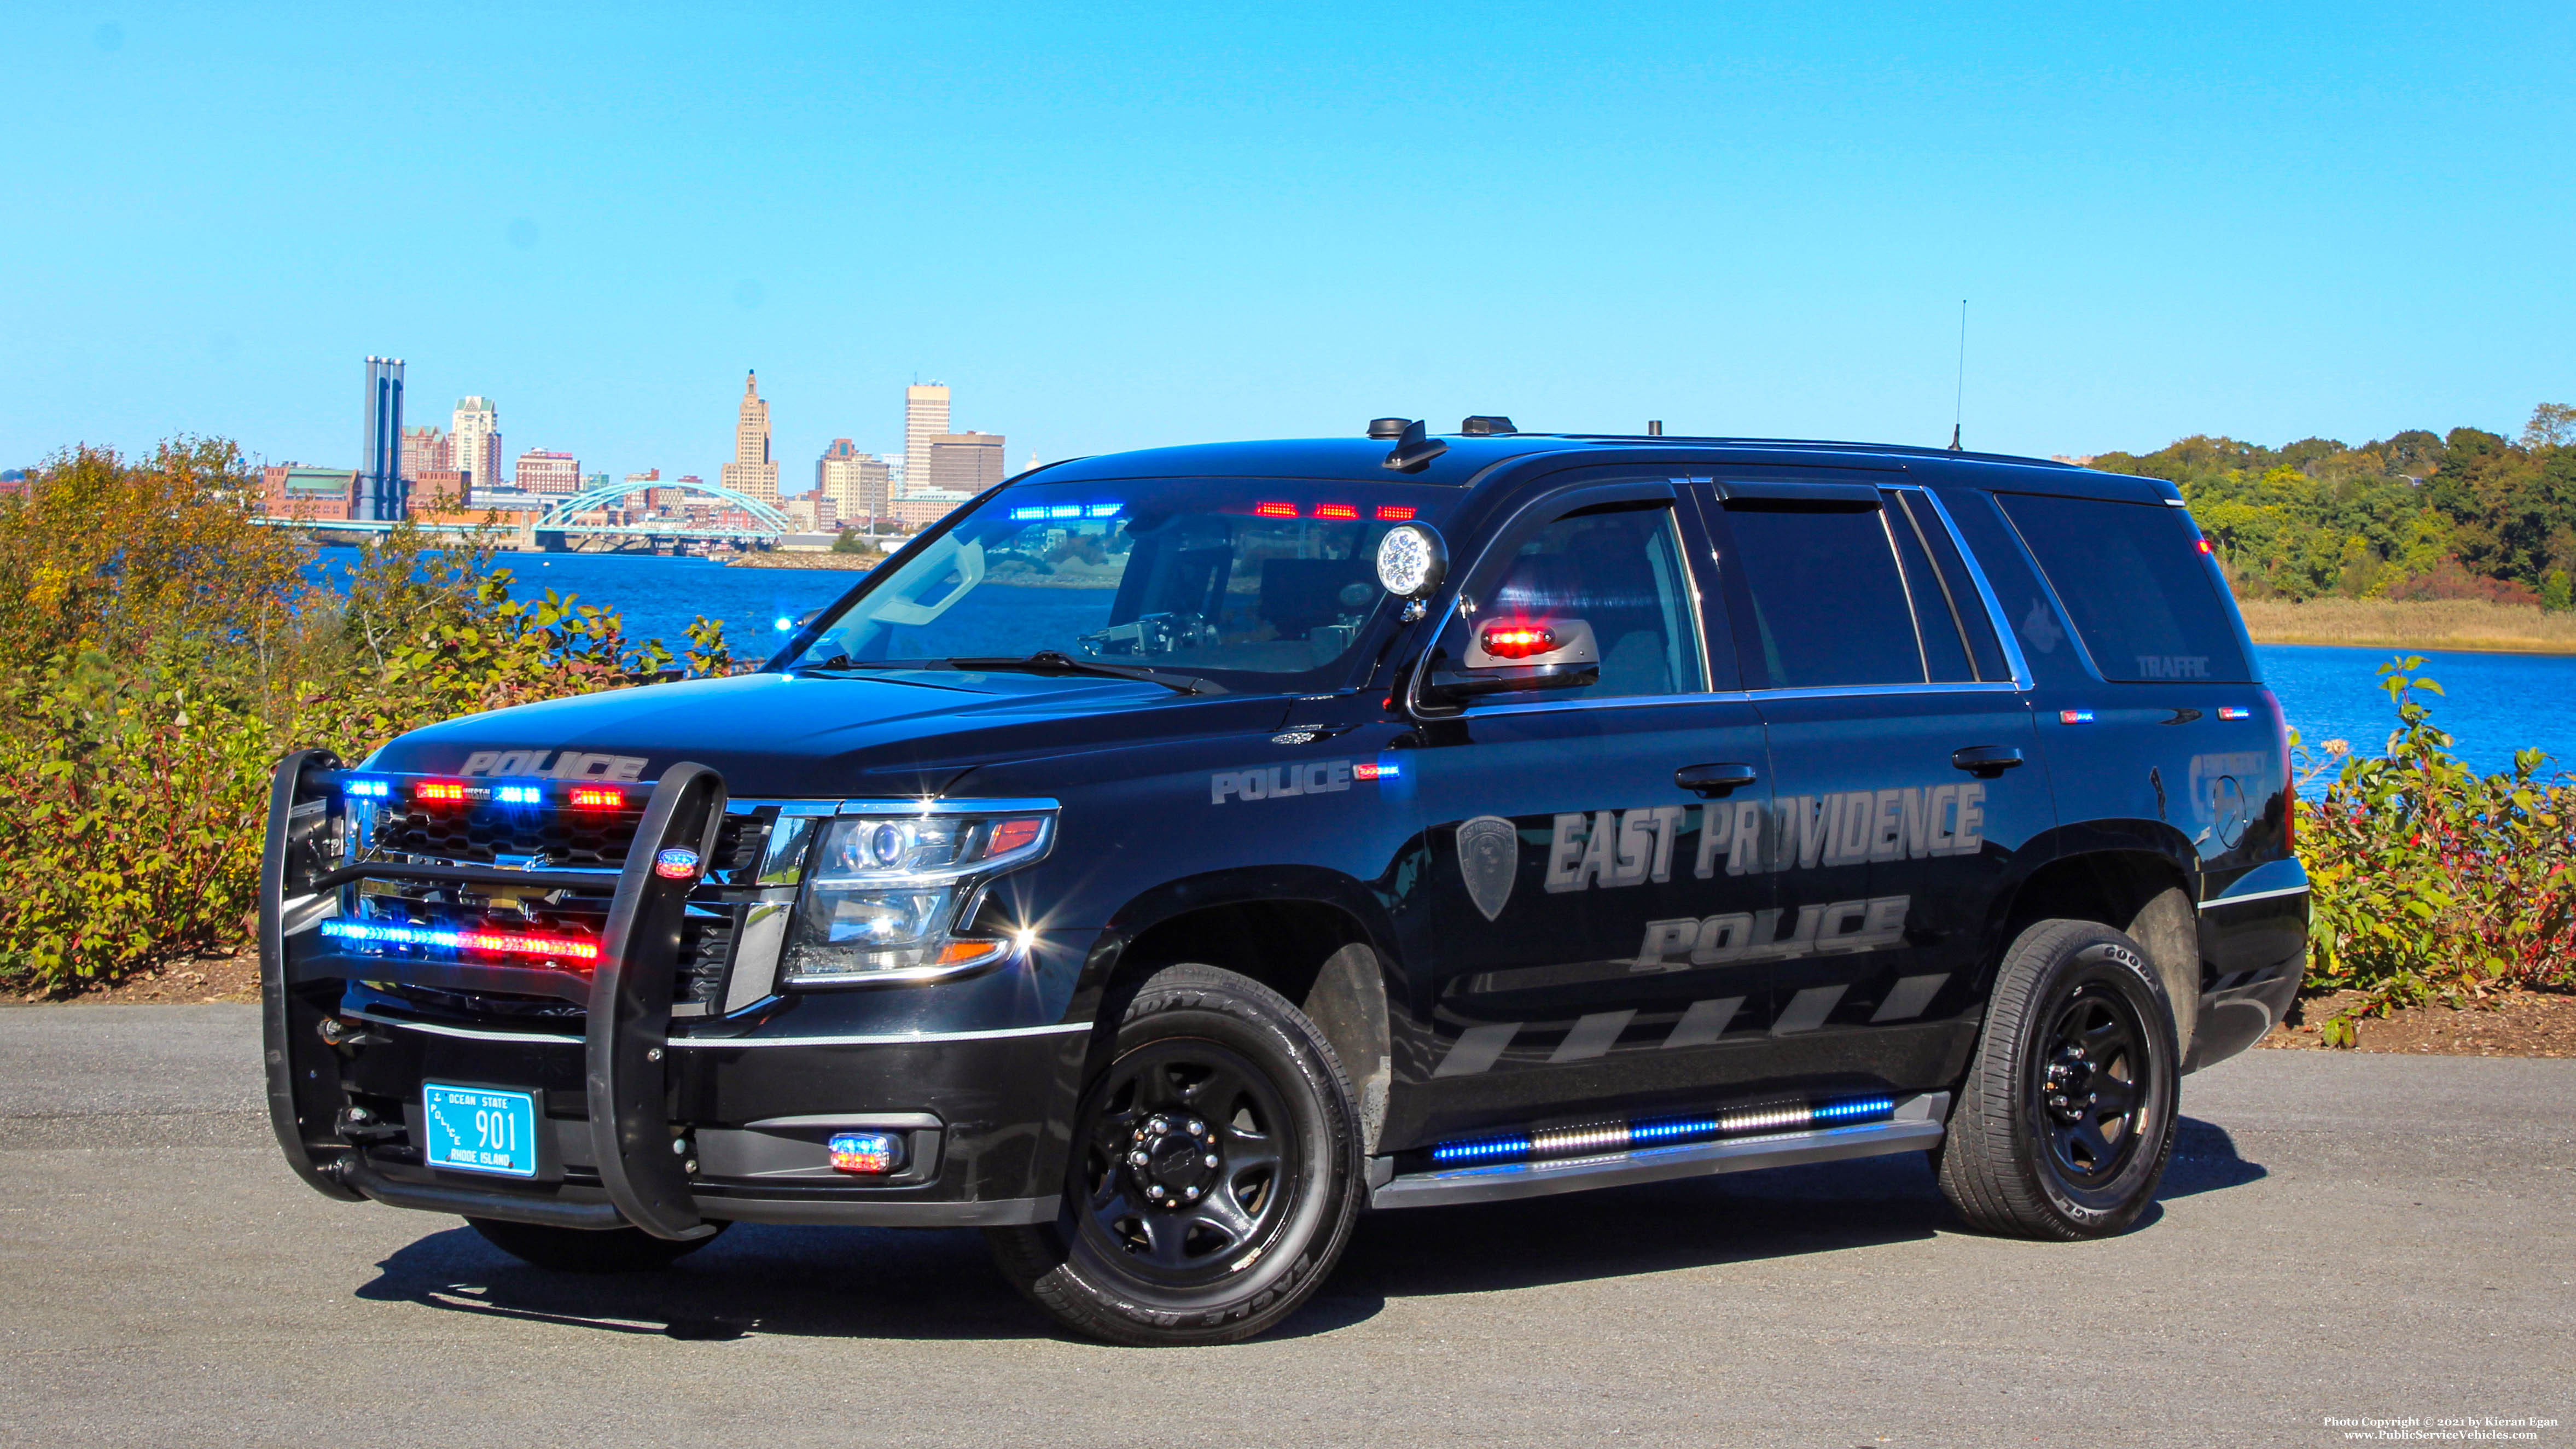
[259,748,728,1239]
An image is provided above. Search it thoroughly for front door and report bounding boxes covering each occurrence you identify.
[1386,478,1779,1150]
[1702,479,2053,1095]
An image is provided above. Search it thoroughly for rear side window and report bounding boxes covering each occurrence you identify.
[1996,492,2252,683]
[1720,503,1933,688]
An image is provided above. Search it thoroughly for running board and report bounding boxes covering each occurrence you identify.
[1369,1092,1949,1211]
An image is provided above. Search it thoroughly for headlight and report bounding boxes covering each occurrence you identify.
[780,806,1055,985]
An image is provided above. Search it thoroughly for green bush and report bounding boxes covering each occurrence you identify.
[0,443,737,996]
[2297,657,2575,1045]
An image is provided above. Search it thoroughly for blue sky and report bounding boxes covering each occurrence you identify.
[4,3,2570,482]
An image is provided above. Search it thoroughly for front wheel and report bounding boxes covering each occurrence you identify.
[1936,918,2180,1240]
[985,962,1362,1346]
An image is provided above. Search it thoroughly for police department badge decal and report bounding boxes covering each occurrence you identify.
[1455,816,1519,922]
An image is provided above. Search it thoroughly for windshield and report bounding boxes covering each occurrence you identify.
[783,478,1454,688]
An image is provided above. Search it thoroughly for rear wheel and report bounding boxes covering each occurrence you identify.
[467,1217,725,1273]
[1937,918,2179,1239]
[985,962,1362,1346]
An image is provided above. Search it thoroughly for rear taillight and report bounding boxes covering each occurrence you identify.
[2264,686,2294,851]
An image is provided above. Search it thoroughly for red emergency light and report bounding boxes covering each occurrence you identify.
[1253,502,1299,519]
[1480,624,1559,660]
[1313,503,1359,521]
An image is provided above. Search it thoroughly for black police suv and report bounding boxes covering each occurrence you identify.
[259,419,2307,1344]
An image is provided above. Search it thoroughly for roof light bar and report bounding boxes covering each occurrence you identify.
[318,918,600,963]
[1427,1096,1898,1167]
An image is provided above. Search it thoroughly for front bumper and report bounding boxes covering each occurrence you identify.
[259,752,1088,1235]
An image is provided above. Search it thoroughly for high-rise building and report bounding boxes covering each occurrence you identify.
[451,397,501,499]
[514,449,580,494]
[927,431,1006,494]
[818,439,893,525]
[358,357,406,521]
[903,383,950,503]
[721,370,779,502]
[400,424,450,479]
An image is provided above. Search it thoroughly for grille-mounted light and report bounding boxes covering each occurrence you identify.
[318,918,600,963]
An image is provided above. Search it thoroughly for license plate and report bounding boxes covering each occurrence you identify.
[420,1084,540,1178]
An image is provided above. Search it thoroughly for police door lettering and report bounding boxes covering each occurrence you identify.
[1535,782,1985,892]
[1633,895,1908,971]
[457,749,650,782]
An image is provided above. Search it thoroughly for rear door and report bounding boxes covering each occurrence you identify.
[1389,475,1777,1148]
[1699,479,2052,1095]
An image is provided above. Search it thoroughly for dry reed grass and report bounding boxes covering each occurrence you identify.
[2236,597,2576,654]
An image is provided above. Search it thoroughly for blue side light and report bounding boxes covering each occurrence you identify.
[2059,709,2096,725]
[344,778,391,799]
[1431,1133,1534,1164]
[1629,1115,1723,1145]
[1812,1096,1897,1124]
[2217,706,2252,720]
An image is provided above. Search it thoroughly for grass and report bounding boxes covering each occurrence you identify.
[2236,597,2576,655]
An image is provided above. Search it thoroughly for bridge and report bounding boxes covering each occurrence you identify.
[256,476,806,548]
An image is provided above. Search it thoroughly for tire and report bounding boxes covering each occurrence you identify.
[467,1217,726,1273]
[1936,918,2180,1240]
[985,962,1363,1346]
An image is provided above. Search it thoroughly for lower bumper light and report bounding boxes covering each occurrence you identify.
[828,1132,902,1174]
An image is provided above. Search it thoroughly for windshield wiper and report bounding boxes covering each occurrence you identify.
[943,651,1214,695]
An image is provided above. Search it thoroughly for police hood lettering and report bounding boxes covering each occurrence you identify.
[457,749,650,782]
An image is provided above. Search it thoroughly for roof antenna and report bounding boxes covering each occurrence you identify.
[1948,299,1967,451]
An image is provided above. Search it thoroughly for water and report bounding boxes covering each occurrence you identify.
[311,546,871,662]
[2253,644,2576,790]
[310,550,2576,783]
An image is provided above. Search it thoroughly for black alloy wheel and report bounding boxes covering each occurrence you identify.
[1936,918,2180,1240]
[2035,985,2150,1188]
[1077,1039,1297,1285]
[985,962,1362,1346]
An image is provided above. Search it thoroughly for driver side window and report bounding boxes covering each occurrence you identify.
[1452,503,1706,702]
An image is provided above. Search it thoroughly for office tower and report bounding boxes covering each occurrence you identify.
[721,370,780,502]
[818,441,891,525]
[400,424,450,479]
[816,437,859,492]
[903,383,950,501]
[514,449,580,494]
[358,357,405,520]
[927,432,1006,494]
[452,397,501,499]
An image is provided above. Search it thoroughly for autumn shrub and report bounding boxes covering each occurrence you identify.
[2297,657,2576,1045]
[0,443,739,994]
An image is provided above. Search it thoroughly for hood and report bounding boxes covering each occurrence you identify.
[367,669,1288,798]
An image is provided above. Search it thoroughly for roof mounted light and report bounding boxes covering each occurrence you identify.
[1459,415,1517,436]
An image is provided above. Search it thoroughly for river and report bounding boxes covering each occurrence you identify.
[311,548,2576,792]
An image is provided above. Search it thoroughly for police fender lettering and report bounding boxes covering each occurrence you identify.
[1210,756,1400,804]
[456,749,649,782]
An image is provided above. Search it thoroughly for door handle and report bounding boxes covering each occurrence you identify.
[1675,762,1759,797]
[1952,745,2025,778]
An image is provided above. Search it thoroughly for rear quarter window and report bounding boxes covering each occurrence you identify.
[1995,492,2253,684]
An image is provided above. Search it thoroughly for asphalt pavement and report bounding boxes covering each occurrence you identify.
[2,1004,2568,1448]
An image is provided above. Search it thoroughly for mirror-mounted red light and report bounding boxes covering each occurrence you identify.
[1479,625,1559,660]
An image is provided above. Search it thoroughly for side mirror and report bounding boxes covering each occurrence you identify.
[1424,619,1601,700]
